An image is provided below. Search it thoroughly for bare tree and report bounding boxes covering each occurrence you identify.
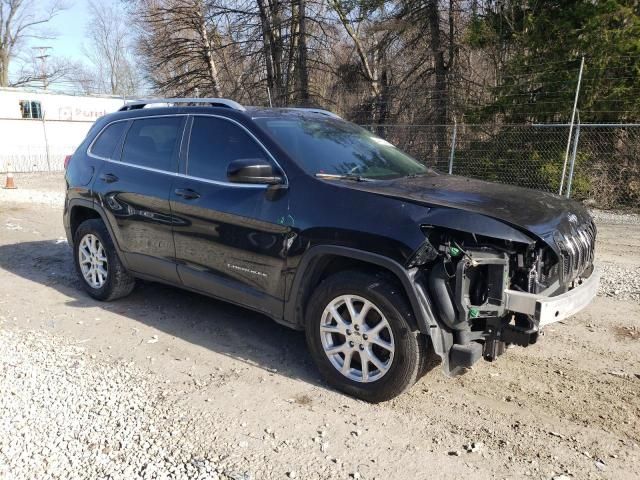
[135,0,319,105]
[137,0,225,97]
[327,0,397,126]
[10,50,72,87]
[329,0,380,99]
[0,0,66,87]
[84,0,139,95]
[63,59,100,94]
[133,0,468,140]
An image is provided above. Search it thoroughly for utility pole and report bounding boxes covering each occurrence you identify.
[33,46,52,171]
[32,46,52,89]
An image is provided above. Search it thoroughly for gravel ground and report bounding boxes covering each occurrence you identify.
[1,173,639,479]
[0,173,64,208]
[0,328,219,480]
[590,209,640,226]
[598,263,640,303]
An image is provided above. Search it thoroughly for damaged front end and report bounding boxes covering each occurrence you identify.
[407,223,599,376]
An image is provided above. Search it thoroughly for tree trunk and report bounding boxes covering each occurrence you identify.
[426,0,448,167]
[285,0,299,105]
[270,0,284,105]
[375,66,390,136]
[0,50,9,87]
[296,0,310,105]
[197,13,222,97]
[256,0,276,104]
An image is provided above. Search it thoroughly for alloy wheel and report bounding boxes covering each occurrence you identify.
[78,234,108,289]
[319,294,395,383]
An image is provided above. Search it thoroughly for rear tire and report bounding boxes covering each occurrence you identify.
[305,270,425,402]
[73,219,135,301]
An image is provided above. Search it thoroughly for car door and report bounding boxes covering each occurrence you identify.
[170,114,290,317]
[92,115,186,283]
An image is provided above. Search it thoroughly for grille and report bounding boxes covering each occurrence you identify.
[558,221,596,283]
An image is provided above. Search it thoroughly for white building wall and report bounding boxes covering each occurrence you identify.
[0,88,125,172]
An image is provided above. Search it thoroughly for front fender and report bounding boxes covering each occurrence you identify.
[283,245,438,333]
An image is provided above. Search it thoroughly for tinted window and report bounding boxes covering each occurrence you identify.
[188,116,268,181]
[90,122,127,159]
[255,117,430,180]
[122,117,183,171]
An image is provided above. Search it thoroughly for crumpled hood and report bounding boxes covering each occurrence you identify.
[347,174,592,241]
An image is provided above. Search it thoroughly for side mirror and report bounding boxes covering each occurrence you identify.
[227,158,284,185]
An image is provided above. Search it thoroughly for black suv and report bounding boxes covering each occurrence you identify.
[64,98,599,402]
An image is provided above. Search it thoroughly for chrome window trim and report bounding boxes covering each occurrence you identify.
[87,117,133,161]
[86,113,287,189]
[87,114,187,162]
[95,158,269,189]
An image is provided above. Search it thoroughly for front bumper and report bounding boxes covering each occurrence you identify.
[504,265,600,327]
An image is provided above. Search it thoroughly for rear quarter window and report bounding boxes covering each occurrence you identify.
[90,121,128,159]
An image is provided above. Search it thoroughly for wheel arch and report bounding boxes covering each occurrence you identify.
[69,204,101,242]
[284,246,431,333]
[66,198,129,269]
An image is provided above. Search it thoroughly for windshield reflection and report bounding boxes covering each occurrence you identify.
[256,116,434,180]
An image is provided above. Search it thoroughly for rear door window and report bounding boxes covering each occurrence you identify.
[122,117,184,172]
[187,116,269,181]
[90,121,128,159]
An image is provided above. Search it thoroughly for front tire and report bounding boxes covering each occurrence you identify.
[73,219,135,301]
[305,271,425,402]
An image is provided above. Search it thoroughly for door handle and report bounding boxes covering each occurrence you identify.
[174,188,200,200]
[99,173,119,183]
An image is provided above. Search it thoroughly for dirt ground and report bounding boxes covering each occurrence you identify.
[1,173,639,479]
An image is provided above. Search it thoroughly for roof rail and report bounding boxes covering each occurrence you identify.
[119,98,245,112]
[293,108,342,119]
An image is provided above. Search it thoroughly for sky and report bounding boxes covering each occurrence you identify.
[45,0,90,63]
[10,0,91,83]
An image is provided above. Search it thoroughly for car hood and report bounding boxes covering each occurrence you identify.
[348,174,592,240]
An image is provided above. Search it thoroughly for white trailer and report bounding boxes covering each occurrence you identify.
[0,87,125,172]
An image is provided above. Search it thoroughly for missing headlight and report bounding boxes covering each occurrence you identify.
[454,251,510,323]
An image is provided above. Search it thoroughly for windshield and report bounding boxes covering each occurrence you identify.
[254,116,432,180]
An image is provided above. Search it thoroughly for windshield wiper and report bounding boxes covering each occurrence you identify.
[315,173,375,182]
[404,172,430,179]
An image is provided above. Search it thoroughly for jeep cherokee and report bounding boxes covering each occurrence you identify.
[63,98,599,402]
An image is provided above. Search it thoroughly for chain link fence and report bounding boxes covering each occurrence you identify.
[1,144,78,172]
[0,116,93,174]
[570,125,640,209]
[365,123,640,211]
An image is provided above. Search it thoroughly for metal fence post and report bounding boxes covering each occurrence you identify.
[559,56,585,195]
[566,115,581,198]
[41,113,51,172]
[448,120,457,174]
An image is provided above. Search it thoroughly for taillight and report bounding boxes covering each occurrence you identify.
[64,155,72,169]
